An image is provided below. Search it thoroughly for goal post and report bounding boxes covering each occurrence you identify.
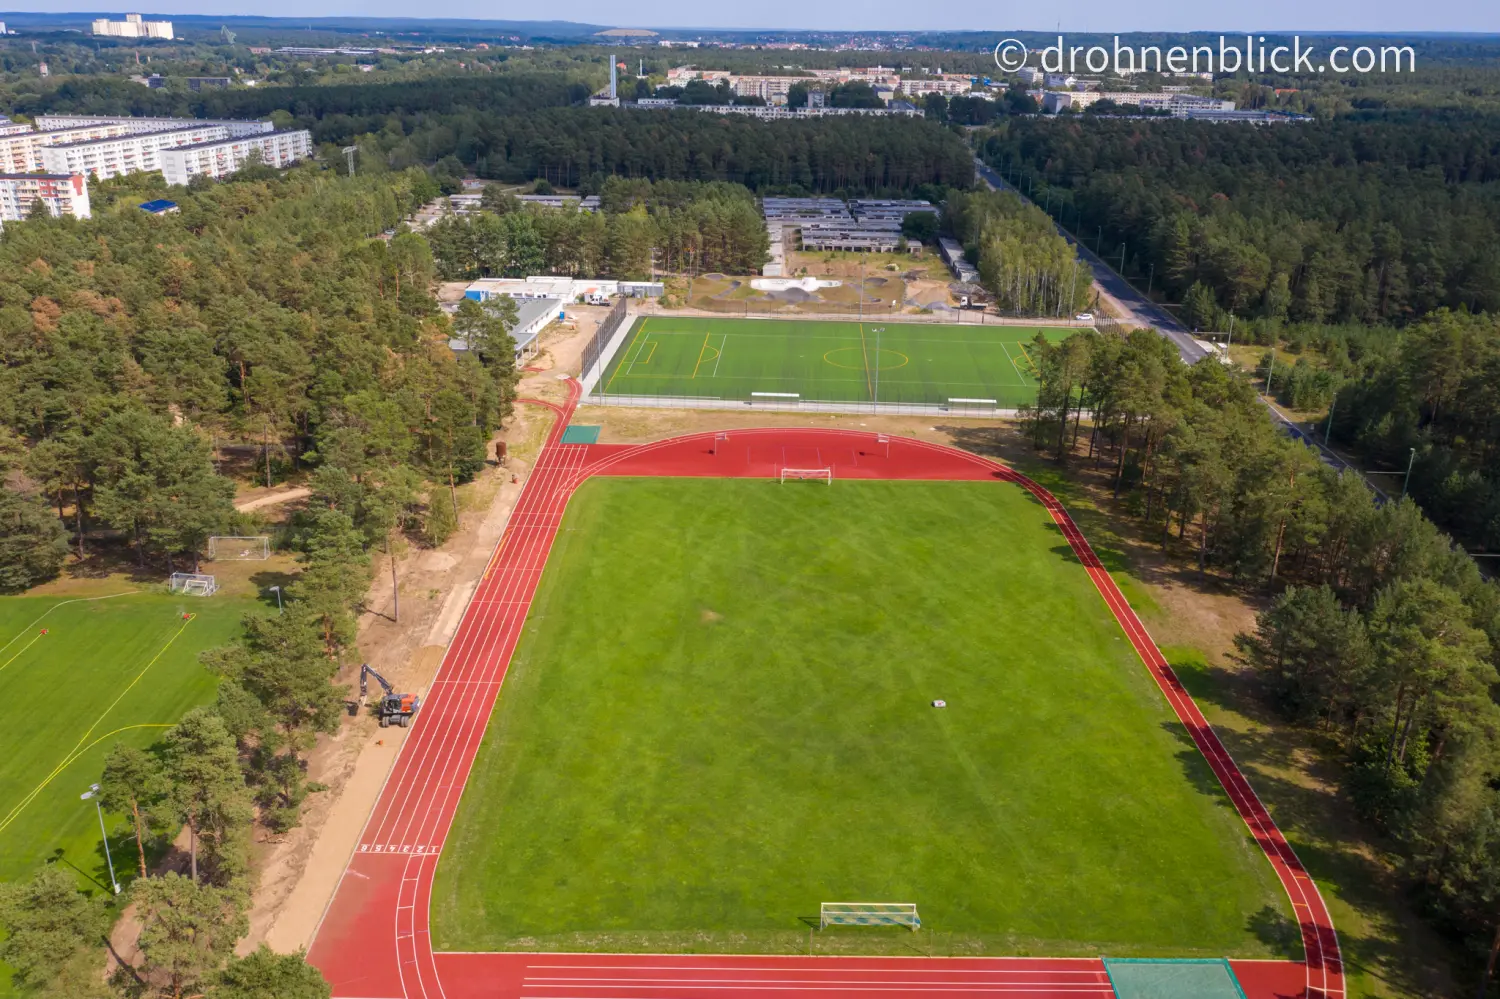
[780,467,832,485]
[819,902,920,931]
[169,573,218,596]
[206,536,270,561]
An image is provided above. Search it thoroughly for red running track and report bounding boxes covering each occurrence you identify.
[307,400,1342,999]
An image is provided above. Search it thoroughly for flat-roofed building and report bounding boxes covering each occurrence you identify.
[159,129,313,186]
[41,125,232,180]
[33,114,273,138]
[449,296,562,362]
[0,173,90,225]
[91,14,173,39]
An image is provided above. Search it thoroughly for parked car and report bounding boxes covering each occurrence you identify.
[1073,312,1094,322]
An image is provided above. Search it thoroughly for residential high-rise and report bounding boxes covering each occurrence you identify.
[0,174,90,225]
[91,14,174,39]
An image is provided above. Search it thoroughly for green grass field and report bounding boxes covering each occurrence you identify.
[596,317,1070,408]
[0,591,246,890]
[432,478,1289,957]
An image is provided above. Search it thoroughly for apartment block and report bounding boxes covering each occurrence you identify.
[159,130,314,186]
[34,115,274,138]
[0,173,91,224]
[40,125,233,180]
[91,14,173,39]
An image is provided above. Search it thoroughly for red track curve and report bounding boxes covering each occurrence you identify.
[307,392,1342,999]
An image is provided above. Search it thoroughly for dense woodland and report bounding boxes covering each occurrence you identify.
[1028,326,1500,980]
[944,189,1091,316]
[425,178,769,280]
[982,115,1500,323]
[10,70,975,195]
[0,163,522,996]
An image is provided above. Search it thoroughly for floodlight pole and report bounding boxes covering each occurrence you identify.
[1402,447,1416,499]
[81,785,120,895]
[269,585,283,614]
[872,327,884,409]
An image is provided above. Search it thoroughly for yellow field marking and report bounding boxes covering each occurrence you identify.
[1015,341,1040,378]
[604,321,650,392]
[638,341,657,365]
[0,613,197,836]
[999,342,1029,384]
[0,633,44,677]
[690,332,722,379]
[0,724,173,836]
[0,590,138,661]
[822,347,910,371]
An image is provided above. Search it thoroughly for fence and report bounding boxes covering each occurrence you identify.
[581,393,1020,420]
[577,297,632,396]
[632,300,1093,328]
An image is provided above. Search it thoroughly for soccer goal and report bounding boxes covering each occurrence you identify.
[780,467,832,485]
[207,536,270,560]
[819,902,920,931]
[169,573,218,596]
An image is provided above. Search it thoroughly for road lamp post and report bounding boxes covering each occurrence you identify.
[1402,447,1417,499]
[269,585,282,614]
[80,784,120,895]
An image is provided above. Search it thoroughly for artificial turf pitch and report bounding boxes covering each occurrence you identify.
[0,592,247,887]
[596,317,1070,408]
[433,477,1289,957]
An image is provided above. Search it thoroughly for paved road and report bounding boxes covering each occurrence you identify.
[973,157,1206,364]
[971,155,1381,495]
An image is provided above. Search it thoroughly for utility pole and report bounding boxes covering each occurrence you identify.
[1266,346,1276,396]
[1147,262,1154,297]
[1402,447,1416,499]
[1324,396,1336,445]
[81,785,120,895]
[1118,243,1126,273]
[1095,226,1102,253]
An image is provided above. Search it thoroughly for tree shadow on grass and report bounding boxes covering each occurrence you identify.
[250,569,298,611]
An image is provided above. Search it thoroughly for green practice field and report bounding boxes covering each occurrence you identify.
[0,592,245,889]
[596,317,1070,408]
[433,478,1289,957]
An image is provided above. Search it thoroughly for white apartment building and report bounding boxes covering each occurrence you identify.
[729,75,803,101]
[41,125,232,180]
[899,78,973,97]
[159,129,314,186]
[0,174,91,224]
[34,115,273,138]
[91,14,173,39]
[0,121,149,173]
[1043,90,1236,113]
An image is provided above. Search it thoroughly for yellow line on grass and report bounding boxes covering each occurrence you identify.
[604,320,649,393]
[0,633,44,678]
[0,590,139,661]
[0,613,197,835]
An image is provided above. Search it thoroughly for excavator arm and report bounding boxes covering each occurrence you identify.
[359,663,395,706]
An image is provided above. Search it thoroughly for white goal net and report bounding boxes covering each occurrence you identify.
[207,536,270,560]
[169,573,218,596]
[780,467,832,485]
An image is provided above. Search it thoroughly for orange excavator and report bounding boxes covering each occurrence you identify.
[359,664,421,728]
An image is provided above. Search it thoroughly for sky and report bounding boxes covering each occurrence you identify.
[6,0,1499,33]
